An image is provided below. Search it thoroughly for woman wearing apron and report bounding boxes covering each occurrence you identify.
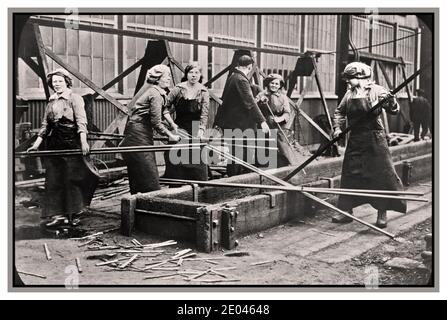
[256,74,299,167]
[27,68,99,228]
[120,65,180,194]
[162,62,210,181]
[332,62,407,228]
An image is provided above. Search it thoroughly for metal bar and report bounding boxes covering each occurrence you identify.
[134,209,197,222]
[16,143,204,157]
[159,178,427,202]
[28,18,305,58]
[301,191,396,239]
[92,58,144,99]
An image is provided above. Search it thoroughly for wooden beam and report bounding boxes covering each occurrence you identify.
[92,58,144,99]
[33,23,50,99]
[204,64,232,88]
[44,48,128,115]
[311,55,333,131]
[399,57,414,103]
[29,17,305,58]
[349,50,403,65]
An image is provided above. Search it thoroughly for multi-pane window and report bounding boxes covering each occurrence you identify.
[124,15,192,92]
[207,14,256,90]
[18,15,117,95]
[262,15,301,92]
[396,27,416,93]
[305,15,338,95]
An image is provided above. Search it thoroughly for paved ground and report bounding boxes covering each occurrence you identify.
[14,180,433,287]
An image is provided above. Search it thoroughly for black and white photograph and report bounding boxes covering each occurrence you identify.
[9,7,437,291]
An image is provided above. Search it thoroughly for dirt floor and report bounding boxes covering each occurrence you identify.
[13,180,433,288]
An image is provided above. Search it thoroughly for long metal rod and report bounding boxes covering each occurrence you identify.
[301,191,396,238]
[177,131,398,238]
[16,143,204,157]
[284,62,430,181]
[159,178,427,202]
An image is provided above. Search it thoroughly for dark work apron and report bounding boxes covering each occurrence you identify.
[42,117,99,218]
[163,97,208,181]
[338,98,406,213]
[120,114,161,194]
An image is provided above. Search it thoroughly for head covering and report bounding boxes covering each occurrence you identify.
[342,62,372,79]
[263,73,285,89]
[146,64,171,84]
[46,68,73,90]
[237,55,254,67]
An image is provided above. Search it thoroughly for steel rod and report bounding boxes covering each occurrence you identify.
[159,178,427,202]
[16,143,204,157]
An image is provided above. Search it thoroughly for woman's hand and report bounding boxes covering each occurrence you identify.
[332,128,342,139]
[197,128,205,139]
[27,137,43,152]
[26,145,39,153]
[81,141,90,155]
[168,133,181,142]
[171,123,179,134]
[260,121,271,135]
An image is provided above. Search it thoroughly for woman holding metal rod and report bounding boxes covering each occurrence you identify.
[119,64,180,194]
[256,73,299,167]
[26,68,99,228]
[162,62,210,181]
[331,62,407,228]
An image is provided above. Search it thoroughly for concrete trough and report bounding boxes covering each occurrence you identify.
[121,140,432,252]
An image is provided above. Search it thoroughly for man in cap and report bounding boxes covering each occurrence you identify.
[214,55,270,176]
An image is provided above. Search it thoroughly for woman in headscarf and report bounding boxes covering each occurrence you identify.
[120,64,180,194]
[162,62,210,181]
[331,62,407,228]
[27,68,99,228]
[256,73,299,167]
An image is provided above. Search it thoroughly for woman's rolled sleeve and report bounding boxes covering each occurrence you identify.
[71,94,88,134]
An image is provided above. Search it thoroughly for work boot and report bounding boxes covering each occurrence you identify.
[376,210,387,228]
[332,210,353,223]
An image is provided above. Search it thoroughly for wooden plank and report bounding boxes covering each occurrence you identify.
[311,55,334,131]
[92,58,144,99]
[44,48,128,115]
[29,18,304,58]
[33,23,50,99]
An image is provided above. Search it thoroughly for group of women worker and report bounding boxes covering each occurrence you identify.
[30,59,405,230]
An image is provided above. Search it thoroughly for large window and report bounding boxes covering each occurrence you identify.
[304,15,338,95]
[207,14,256,90]
[18,15,117,96]
[124,15,192,92]
[261,15,302,92]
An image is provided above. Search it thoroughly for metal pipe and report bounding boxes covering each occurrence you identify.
[159,178,427,202]
[16,143,204,157]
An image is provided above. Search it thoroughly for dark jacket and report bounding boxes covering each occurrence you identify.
[214,69,265,130]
